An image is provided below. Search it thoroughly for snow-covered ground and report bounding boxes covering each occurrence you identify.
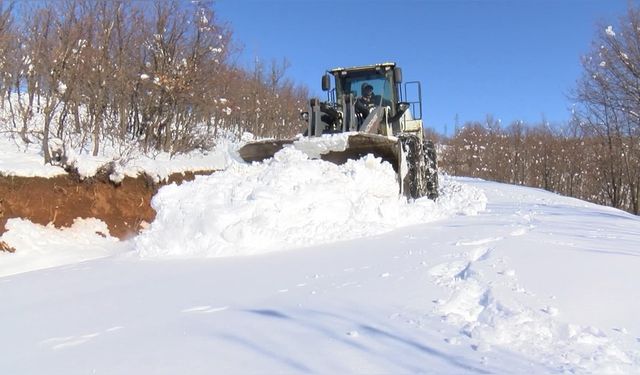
[1,136,640,373]
[0,133,233,182]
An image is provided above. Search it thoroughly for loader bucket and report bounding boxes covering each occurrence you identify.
[237,139,296,163]
[237,133,401,172]
[237,133,438,200]
[318,133,401,172]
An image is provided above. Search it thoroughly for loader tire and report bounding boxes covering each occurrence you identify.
[399,135,439,200]
[424,140,439,200]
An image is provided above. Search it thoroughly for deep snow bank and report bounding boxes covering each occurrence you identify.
[135,146,486,258]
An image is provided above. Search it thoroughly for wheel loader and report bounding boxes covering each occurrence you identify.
[238,62,438,200]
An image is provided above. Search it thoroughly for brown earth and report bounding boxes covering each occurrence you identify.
[0,170,213,240]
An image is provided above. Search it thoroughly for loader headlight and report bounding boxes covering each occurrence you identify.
[300,111,309,121]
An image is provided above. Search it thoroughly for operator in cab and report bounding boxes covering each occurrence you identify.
[355,83,377,119]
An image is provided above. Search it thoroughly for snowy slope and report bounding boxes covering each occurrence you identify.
[2,152,640,374]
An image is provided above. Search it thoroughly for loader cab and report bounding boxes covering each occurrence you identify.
[327,63,401,115]
[341,76,392,106]
[311,62,423,137]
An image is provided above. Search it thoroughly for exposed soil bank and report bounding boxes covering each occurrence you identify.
[0,171,213,240]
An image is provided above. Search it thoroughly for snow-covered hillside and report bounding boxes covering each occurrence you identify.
[1,139,639,374]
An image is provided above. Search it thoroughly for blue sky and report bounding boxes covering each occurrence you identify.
[215,0,630,135]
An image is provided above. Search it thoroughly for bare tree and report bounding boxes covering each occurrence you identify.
[0,0,308,165]
[572,7,640,213]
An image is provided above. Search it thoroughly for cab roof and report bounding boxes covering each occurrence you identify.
[328,62,397,74]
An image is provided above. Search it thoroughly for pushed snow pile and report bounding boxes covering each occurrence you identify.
[0,218,126,277]
[291,132,351,158]
[135,147,486,258]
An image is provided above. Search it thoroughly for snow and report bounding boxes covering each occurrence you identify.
[65,144,232,183]
[57,81,67,95]
[424,183,640,373]
[1,135,640,373]
[291,132,351,158]
[0,135,232,182]
[606,25,616,37]
[135,148,485,258]
[0,137,67,178]
[0,218,126,278]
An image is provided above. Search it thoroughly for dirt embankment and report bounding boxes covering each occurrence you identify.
[0,170,213,241]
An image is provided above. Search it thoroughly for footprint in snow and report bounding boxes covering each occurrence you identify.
[40,326,123,350]
[510,227,530,236]
[541,306,559,316]
[455,237,503,246]
[429,247,492,284]
[445,337,461,345]
[468,246,492,262]
[498,269,516,277]
[181,305,229,314]
[471,343,491,352]
[612,327,628,334]
[429,261,468,278]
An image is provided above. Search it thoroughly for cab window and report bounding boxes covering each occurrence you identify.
[342,75,392,103]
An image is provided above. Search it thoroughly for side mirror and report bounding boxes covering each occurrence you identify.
[321,74,331,91]
[394,68,403,84]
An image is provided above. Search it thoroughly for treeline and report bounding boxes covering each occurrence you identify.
[439,7,640,215]
[0,0,307,163]
[439,118,639,214]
